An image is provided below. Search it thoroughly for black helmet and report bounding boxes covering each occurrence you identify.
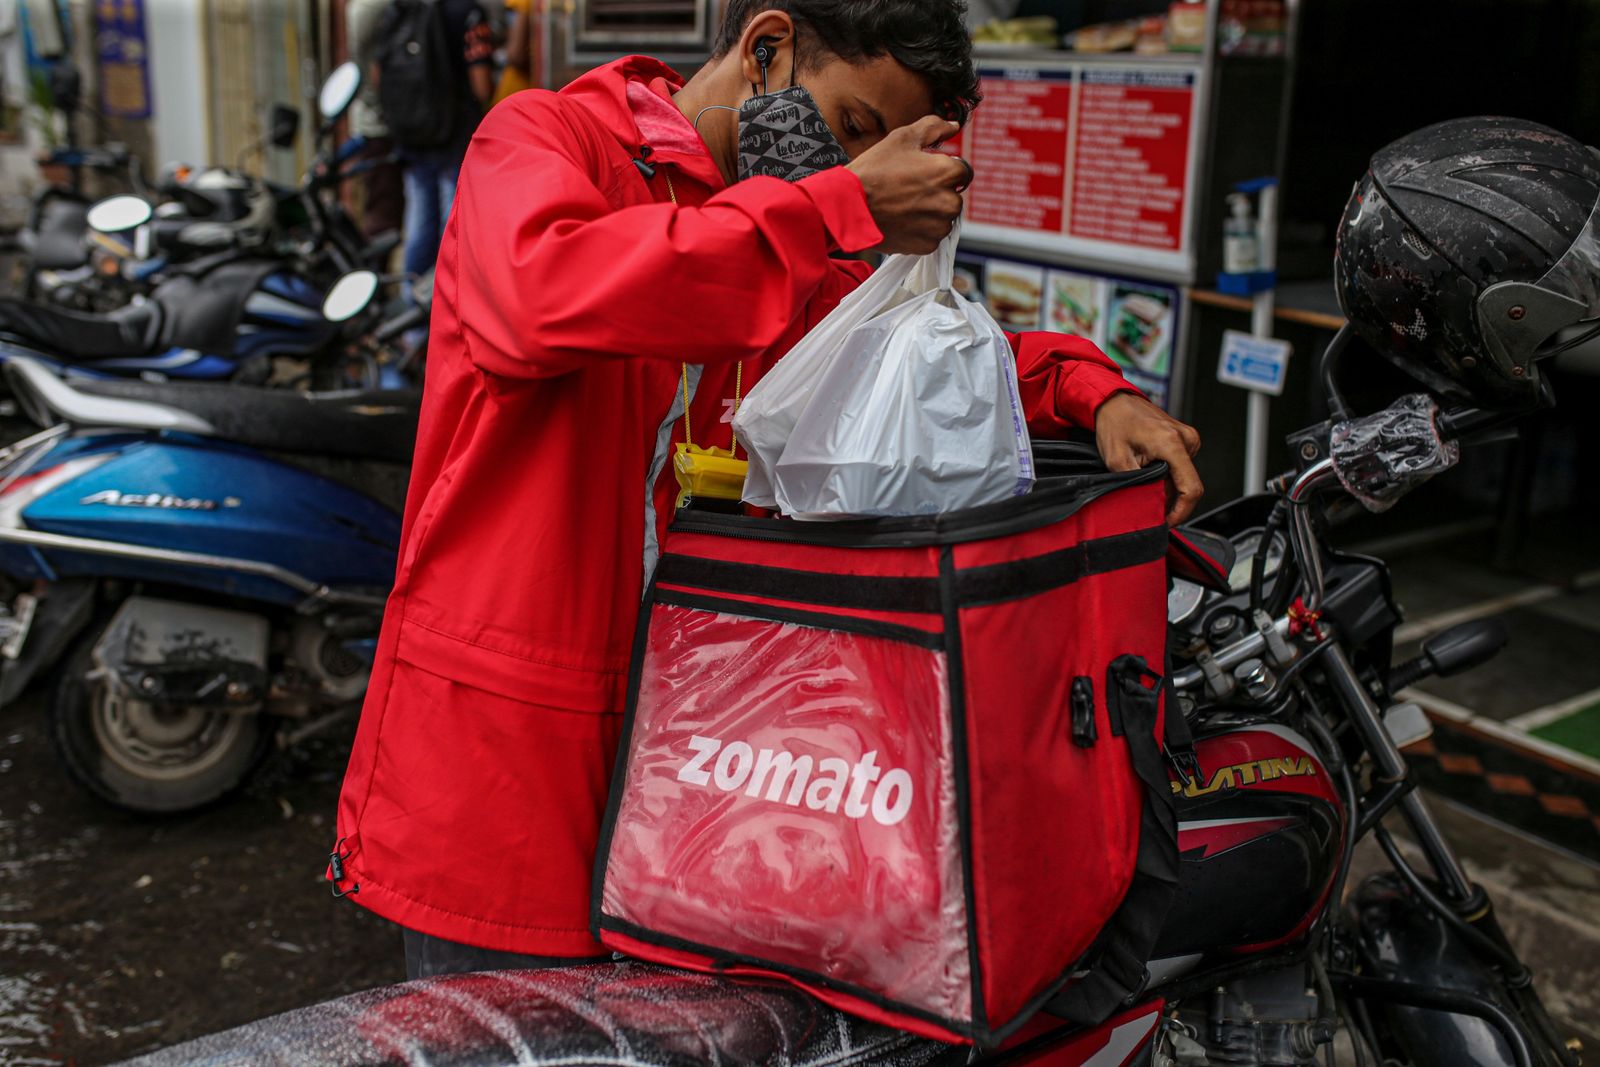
[1335,116,1600,407]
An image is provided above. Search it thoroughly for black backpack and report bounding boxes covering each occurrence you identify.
[375,0,464,151]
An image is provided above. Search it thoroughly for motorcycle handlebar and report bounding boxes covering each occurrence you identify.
[374,305,428,343]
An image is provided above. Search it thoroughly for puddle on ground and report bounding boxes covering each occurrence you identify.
[0,695,393,1064]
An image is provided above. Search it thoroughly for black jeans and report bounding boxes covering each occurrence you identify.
[403,928,611,980]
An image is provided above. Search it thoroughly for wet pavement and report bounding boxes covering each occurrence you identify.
[0,692,395,1065]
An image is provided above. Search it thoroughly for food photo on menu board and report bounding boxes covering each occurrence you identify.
[1106,283,1175,378]
[1045,269,1108,348]
[983,259,1046,331]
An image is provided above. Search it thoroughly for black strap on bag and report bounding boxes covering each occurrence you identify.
[1047,654,1181,1025]
[1162,675,1202,788]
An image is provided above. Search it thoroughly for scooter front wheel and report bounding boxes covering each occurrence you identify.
[49,619,268,814]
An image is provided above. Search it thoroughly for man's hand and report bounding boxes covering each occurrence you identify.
[849,116,970,255]
[1095,392,1204,526]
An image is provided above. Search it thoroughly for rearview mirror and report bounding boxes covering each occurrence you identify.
[322,270,381,323]
[318,62,361,123]
[86,195,154,234]
[269,104,301,148]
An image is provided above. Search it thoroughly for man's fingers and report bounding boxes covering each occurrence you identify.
[1164,450,1205,525]
[913,115,963,149]
[1179,423,1202,457]
[1100,442,1140,473]
[949,155,974,191]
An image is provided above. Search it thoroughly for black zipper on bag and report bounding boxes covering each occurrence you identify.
[669,463,1168,549]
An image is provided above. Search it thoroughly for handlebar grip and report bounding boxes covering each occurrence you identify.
[374,305,428,343]
[1436,405,1507,440]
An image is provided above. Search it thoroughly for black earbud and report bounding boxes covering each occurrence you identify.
[753,36,778,94]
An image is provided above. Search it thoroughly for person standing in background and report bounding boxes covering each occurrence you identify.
[374,0,496,279]
[493,0,537,104]
[345,0,406,240]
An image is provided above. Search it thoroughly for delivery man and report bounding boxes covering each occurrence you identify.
[330,0,1205,979]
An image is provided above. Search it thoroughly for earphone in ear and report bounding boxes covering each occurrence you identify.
[753,36,778,94]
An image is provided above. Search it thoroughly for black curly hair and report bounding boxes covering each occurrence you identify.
[714,0,981,124]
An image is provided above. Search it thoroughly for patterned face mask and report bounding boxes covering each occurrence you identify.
[736,86,851,183]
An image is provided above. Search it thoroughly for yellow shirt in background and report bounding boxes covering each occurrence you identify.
[493,0,535,103]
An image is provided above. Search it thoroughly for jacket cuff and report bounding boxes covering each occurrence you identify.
[796,166,883,254]
[1061,363,1144,429]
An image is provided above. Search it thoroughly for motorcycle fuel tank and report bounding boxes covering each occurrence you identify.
[2,434,399,604]
[1152,722,1345,968]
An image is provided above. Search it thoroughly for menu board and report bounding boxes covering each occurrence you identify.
[946,61,1203,281]
[963,69,1073,233]
[951,246,1184,412]
[1070,69,1195,250]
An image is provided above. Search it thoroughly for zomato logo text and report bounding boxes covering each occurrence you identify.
[676,735,914,827]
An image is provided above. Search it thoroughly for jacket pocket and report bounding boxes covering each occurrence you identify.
[357,653,624,943]
[394,613,625,715]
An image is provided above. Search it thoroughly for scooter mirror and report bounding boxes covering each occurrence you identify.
[318,62,362,123]
[323,270,381,323]
[86,195,154,234]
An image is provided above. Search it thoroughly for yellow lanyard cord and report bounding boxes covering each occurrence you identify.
[664,172,742,453]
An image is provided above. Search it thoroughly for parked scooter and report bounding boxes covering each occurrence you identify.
[0,274,417,813]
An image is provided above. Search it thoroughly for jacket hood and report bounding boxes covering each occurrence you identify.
[561,56,687,151]
[560,56,725,189]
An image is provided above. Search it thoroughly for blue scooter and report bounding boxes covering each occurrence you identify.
[0,276,414,812]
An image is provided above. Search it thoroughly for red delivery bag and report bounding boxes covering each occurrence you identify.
[593,442,1182,1047]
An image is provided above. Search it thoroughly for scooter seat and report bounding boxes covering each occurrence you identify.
[72,376,419,464]
[0,298,162,362]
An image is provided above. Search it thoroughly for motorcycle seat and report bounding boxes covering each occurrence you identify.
[73,377,419,464]
[119,961,967,1066]
[0,297,161,362]
[6,357,418,464]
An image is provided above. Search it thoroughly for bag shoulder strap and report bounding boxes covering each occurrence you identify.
[1047,654,1181,1025]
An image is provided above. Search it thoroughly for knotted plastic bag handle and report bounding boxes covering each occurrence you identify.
[903,218,962,297]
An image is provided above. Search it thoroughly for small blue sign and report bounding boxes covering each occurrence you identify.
[1218,329,1292,396]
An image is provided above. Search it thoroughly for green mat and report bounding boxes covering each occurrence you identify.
[1531,700,1600,760]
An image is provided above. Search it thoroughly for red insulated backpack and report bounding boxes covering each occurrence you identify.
[593,441,1185,1048]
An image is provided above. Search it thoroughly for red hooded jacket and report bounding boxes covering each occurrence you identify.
[331,57,1137,955]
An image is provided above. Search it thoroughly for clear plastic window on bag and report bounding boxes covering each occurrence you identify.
[601,604,973,1021]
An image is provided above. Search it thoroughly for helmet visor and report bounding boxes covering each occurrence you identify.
[1478,192,1600,380]
[1534,189,1600,314]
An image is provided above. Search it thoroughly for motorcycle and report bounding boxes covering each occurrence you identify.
[122,326,1577,1067]
[8,59,395,328]
[8,60,153,310]
[0,272,419,814]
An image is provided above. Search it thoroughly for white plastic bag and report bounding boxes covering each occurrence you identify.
[734,226,1034,518]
